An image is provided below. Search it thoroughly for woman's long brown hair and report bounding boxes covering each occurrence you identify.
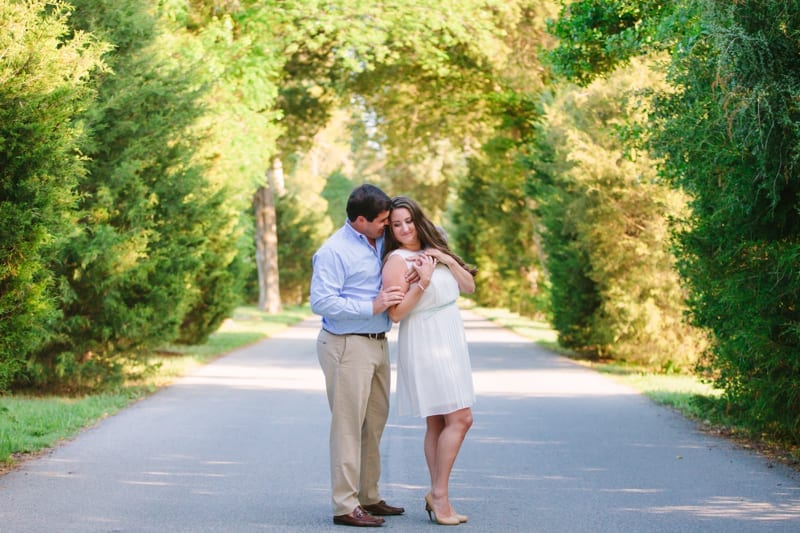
[382,196,477,276]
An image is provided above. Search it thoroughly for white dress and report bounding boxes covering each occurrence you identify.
[392,249,475,417]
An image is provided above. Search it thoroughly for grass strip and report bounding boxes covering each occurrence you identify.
[471,305,799,467]
[470,305,722,410]
[0,305,312,469]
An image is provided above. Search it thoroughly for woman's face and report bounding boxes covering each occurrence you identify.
[390,207,419,248]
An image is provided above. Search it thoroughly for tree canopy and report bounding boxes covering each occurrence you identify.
[546,0,800,440]
[3,0,800,445]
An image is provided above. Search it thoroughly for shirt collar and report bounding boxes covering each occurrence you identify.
[344,220,383,254]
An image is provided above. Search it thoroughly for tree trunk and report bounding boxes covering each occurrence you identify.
[253,157,284,314]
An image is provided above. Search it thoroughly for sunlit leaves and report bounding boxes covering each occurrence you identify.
[529,59,704,367]
[0,0,107,390]
[545,0,684,85]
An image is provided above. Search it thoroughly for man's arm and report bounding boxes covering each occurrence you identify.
[310,249,373,319]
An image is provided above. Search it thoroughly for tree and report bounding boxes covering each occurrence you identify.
[0,0,107,390]
[29,0,235,389]
[253,160,283,312]
[347,0,519,211]
[448,1,558,316]
[169,0,557,314]
[545,0,685,85]
[528,60,705,367]
[648,1,800,437]
[275,192,325,304]
[546,0,800,439]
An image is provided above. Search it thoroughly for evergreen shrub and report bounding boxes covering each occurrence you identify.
[650,0,800,439]
[529,61,705,368]
[0,1,106,390]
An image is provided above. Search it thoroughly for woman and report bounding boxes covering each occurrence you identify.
[381,196,477,526]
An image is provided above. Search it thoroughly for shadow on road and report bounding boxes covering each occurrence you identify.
[2,311,799,532]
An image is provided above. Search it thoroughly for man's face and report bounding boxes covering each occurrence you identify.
[354,210,390,241]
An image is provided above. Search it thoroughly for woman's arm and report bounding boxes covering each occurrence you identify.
[382,253,432,322]
[424,249,476,294]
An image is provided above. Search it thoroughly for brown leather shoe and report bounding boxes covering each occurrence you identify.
[362,500,405,516]
[333,506,385,527]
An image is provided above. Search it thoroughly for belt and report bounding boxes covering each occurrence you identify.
[351,332,386,340]
[324,329,386,340]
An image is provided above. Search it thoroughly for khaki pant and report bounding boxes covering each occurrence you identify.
[317,330,390,516]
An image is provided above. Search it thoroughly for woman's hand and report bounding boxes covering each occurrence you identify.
[424,248,475,294]
[409,253,436,288]
[424,248,451,267]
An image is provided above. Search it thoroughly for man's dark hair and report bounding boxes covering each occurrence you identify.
[346,184,391,222]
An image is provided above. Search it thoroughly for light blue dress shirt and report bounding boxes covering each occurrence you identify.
[310,221,391,334]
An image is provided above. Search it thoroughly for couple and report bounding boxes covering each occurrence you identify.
[310,184,476,527]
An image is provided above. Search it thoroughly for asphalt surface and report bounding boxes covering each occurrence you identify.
[1,310,799,532]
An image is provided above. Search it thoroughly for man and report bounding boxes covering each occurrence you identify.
[310,184,407,527]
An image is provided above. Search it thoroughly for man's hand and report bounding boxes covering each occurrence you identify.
[403,256,422,284]
[405,267,421,284]
[373,285,405,314]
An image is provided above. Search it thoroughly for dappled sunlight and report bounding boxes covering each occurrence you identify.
[600,488,664,494]
[25,458,82,479]
[386,422,426,430]
[641,496,800,520]
[473,368,638,397]
[382,482,430,491]
[464,327,535,345]
[175,363,638,399]
[628,442,707,451]
[114,459,249,493]
[471,436,563,446]
[271,320,323,339]
[461,310,554,344]
[120,480,174,487]
[141,471,226,478]
[119,471,229,489]
[172,333,640,399]
[487,473,577,482]
[5,313,800,532]
[178,365,326,392]
[27,470,79,479]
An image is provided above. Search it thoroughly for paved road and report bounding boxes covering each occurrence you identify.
[1,311,799,532]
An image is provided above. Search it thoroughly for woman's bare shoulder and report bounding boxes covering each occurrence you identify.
[382,252,410,288]
[384,251,410,270]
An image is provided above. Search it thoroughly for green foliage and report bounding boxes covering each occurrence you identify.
[0,393,132,462]
[171,1,284,191]
[166,0,560,317]
[545,0,684,85]
[649,0,800,439]
[0,0,107,391]
[547,0,800,440]
[347,0,514,205]
[275,193,324,305]
[530,141,600,351]
[241,191,324,306]
[452,91,548,317]
[176,189,250,345]
[321,171,355,229]
[22,0,243,390]
[528,61,705,368]
[447,4,557,318]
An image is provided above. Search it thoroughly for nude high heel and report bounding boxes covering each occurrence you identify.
[425,493,467,523]
[424,493,461,526]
